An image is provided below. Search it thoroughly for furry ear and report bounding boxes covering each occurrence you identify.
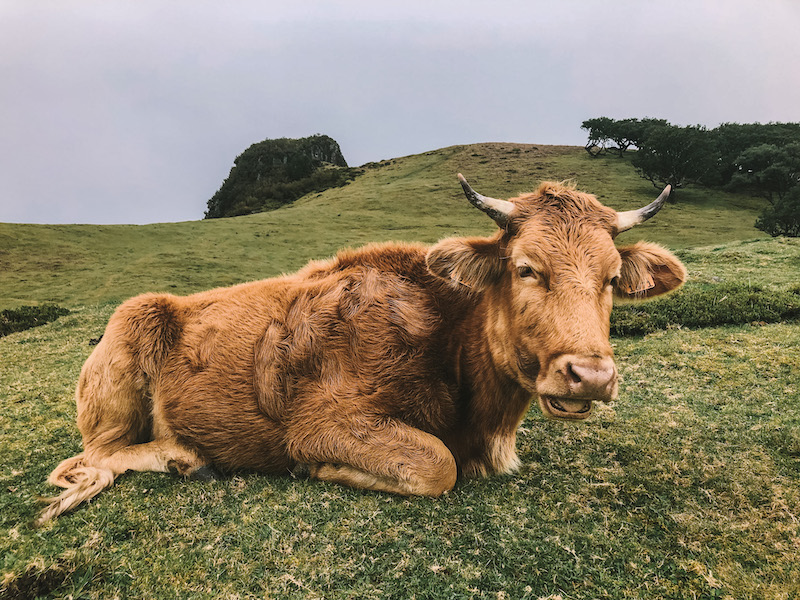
[425,236,505,291]
[615,242,687,300]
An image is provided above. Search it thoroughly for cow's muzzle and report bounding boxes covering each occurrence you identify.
[536,354,618,420]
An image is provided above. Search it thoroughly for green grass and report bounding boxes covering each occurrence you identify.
[2,144,798,599]
[3,303,799,599]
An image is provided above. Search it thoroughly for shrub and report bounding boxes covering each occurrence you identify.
[0,304,70,337]
[611,283,800,336]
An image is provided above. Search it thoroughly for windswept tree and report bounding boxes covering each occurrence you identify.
[727,143,800,205]
[581,117,616,156]
[582,117,668,157]
[730,142,800,238]
[755,187,800,237]
[631,124,716,198]
[621,118,670,150]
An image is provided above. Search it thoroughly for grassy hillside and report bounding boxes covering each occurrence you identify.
[2,143,799,599]
[0,144,769,309]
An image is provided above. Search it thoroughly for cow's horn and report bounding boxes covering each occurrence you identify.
[458,173,515,227]
[616,185,671,233]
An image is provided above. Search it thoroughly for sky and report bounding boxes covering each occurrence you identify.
[1,0,799,225]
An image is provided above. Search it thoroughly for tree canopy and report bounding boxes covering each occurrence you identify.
[631,125,715,194]
[582,118,800,234]
[727,142,800,204]
[581,117,667,157]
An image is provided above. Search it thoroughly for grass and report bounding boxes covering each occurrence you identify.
[2,143,799,599]
[3,304,798,599]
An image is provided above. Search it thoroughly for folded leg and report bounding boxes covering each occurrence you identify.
[288,416,456,497]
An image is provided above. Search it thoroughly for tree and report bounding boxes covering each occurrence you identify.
[708,122,800,186]
[727,143,800,205]
[605,118,669,157]
[731,142,800,237]
[620,118,669,150]
[581,117,616,156]
[582,117,670,157]
[755,186,800,237]
[630,124,716,197]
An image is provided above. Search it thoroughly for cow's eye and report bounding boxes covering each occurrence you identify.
[517,265,535,279]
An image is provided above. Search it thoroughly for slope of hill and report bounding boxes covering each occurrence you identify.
[0,143,770,309]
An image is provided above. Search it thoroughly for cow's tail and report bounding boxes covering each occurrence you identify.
[35,454,116,527]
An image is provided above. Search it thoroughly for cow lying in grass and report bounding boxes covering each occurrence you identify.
[38,175,685,525]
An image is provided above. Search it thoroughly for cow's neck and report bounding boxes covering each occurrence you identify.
[446,294,532,476]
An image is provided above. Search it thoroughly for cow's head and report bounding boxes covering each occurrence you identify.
[426,174,686,420]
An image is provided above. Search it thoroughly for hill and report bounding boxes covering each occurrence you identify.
[0,143,772,309]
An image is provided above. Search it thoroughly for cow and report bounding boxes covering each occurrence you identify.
[36,174,686,525]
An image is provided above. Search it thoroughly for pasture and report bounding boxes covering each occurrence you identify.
[2,145,799,599]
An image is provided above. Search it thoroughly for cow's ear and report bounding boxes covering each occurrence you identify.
[615,242,687,300]
[426,236,504,291]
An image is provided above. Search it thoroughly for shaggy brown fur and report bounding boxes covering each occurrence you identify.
[37,180,686,525]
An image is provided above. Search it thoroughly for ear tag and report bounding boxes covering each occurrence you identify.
[621,272,655,294]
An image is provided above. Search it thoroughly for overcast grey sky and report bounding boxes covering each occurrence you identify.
[1,0,799,224]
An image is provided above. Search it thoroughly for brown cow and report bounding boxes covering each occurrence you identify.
[36,175,686,525]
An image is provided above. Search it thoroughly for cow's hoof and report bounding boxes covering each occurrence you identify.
[291,463,310,479]
[167,461,185,476]
[187,465,224,482]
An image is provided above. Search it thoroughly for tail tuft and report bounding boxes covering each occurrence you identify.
[35,466,116,527]
[47,454,86,488]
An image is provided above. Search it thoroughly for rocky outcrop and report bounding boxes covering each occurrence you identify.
[205,135,350,219]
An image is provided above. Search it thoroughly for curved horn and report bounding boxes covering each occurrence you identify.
[458,173,515,227]
[616,185,671,233]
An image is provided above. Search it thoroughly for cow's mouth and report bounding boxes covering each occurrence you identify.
[538,395,593,420]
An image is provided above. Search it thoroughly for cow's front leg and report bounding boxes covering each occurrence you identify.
[288,417,456,497]
[306,462,443,496]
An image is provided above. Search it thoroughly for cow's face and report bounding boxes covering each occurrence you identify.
[427,176,686,420]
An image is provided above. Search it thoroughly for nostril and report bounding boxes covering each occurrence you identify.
[565,362,582,385]
[569,362,616,389]
[547,355,617,400]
